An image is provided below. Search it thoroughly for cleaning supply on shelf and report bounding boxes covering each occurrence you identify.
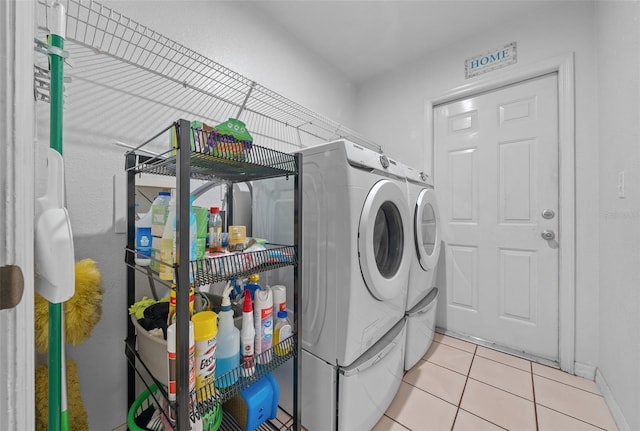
[150,191,171,271]
[192,311,217,402]
[244,274,262,302]
[228,225,247,252]
[254,286,273,365]
[223,373,279,431]
[150,191,171,237]
[208,207,223,253]
[189,194,198,282]
[240,290,256,377]
[193,206,209,261]
[159,194,177,281]
[209,118,254,160]
[271,285,286,313]
[216,283,240,388]
[167,285,195,325]
[134,208,152,266]
[273,310,292,356]
[166,320,195,419]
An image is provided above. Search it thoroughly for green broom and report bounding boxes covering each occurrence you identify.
[34,3,74,431]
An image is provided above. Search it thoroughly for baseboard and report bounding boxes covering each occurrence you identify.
[595,368,631,431]
[574,362,596,380]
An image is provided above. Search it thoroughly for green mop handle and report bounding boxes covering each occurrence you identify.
[48,2,68,431]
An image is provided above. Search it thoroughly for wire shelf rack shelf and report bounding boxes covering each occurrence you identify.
[36,0,381,153]
[127,122,298,183]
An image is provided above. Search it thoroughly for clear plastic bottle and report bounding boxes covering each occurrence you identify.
[135,208,152,266]
[216,283,240,388]
[208,207,222,254]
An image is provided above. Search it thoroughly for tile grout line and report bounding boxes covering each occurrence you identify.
[465,376,535,403]
[434,337,478,355]
[450,344,477,430]
[533,372,603,397]
[475,353,533,373]
[532,404,611,431]
[531,360,540,431]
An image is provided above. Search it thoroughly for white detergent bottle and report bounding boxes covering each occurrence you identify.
[240,290,255,377]
[134,209,152,266]
[216,283,240,388]
[254,285,273,364]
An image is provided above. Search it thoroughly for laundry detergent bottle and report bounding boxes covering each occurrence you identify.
[216,283,240,388]
[134,208,152,266]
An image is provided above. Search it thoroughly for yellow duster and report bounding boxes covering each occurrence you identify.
[34,258,103,431]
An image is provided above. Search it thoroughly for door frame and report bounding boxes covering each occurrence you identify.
[424,53,576,373]
[0,0,36,429]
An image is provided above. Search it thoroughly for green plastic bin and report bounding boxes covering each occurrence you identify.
[128,384,222,431]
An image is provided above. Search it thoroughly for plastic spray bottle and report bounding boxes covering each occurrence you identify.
[244,274,262,302]
[241,290,255,377]
[215,282,240,388]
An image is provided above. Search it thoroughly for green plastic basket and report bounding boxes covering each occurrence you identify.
[128,384,222,431]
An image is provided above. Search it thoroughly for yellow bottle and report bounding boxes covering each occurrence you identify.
[192,310,218,401]
[273,310,292,356]
[167,285,195,325]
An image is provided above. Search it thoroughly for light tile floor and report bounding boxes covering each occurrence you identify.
[374,333,619,431]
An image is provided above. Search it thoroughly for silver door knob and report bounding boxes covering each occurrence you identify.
[542,209,555,219]
[541,230,556,241]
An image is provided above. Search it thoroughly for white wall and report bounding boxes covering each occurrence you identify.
[35,2,356,429]
[596,2,640,430]
[355,1,600,369]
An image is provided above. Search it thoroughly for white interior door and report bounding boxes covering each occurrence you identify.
[434,74,559,361]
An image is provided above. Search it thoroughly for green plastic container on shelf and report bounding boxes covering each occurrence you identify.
[208,118,254,160]
[128,384,223,431]
[214,118,253,143]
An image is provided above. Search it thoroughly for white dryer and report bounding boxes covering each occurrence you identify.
[299,140,410,430]
[404,165,442,370]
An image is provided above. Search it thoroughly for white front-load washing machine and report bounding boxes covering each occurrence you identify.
[299,139,410,430]
[404,165,442,370]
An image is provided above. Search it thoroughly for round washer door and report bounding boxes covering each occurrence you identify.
[358,179,410,301]
[415,188,441,272]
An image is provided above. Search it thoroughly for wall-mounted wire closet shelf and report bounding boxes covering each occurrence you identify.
[126,119,302,431]
[36,0,381,154]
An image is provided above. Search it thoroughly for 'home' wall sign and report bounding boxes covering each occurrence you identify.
[465,42,517,79]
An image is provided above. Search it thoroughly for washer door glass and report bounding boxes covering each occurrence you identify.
[374,201,404,277]
[359,179,410,301]
[415,188,441,271]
